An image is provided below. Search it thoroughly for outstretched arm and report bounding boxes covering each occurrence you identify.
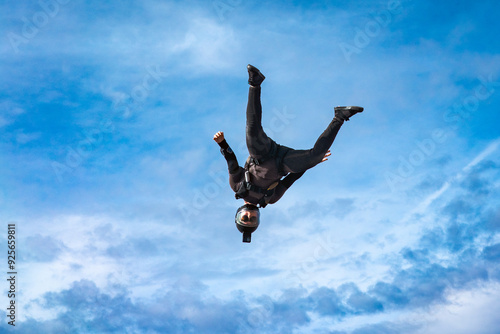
[213,131,241,175]
[268,171,305,204]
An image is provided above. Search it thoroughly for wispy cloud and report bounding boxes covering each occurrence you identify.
[2,0,500,333]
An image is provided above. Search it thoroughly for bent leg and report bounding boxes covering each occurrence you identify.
[283,118,343,173]
[246,86,273,159]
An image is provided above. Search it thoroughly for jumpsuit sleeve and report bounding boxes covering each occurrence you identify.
[217,139,244,192]
[268,171,305,204]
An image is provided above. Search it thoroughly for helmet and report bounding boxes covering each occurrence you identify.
[235,204,260,243]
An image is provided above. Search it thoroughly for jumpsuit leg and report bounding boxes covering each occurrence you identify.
[246,86,274,159]
[282,118,344,173]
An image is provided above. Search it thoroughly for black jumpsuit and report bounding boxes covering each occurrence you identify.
[218,86,344,206]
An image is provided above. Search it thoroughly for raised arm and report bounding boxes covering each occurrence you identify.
[213,131,241,174]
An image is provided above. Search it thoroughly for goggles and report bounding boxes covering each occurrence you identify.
[235,209,260,227]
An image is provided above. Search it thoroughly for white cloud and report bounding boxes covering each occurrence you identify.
[0,101,25,127]
[3,0,500,332]
[414,283,500,334]
[16,131,41,144]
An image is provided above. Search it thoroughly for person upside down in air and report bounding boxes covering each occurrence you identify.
[214,65,363,242]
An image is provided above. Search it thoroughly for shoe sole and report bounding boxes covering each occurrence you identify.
[334,106,364,112]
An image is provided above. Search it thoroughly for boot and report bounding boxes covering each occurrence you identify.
[334,106,364,121]
[247,64,265,86]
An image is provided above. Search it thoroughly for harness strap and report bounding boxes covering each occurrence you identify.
[237,142,291,207]
[245,143,289,175]
[249,142,278,166]
[234,179,277,207]
[244,181,277,195]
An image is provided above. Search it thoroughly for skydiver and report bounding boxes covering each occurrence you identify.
[214,65,363,243]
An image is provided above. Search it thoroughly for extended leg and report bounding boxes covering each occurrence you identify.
[282,118,343,173]
[246,65,273,159]
[246,86,273,159]
[282,105,363,173]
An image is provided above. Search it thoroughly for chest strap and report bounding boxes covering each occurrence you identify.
[235,177,279,208]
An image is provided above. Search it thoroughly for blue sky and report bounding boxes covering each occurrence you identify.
[1,0,500,333]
